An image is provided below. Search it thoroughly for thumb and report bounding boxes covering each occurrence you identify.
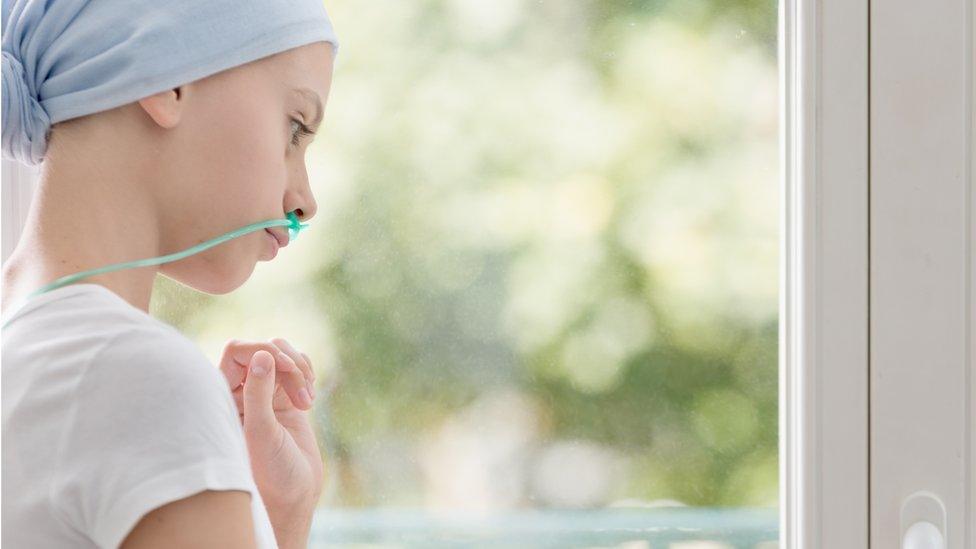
[242,350,282,448]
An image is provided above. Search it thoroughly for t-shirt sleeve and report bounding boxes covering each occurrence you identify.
[49,326,258,549]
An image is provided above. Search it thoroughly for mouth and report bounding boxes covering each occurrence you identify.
[265,228,289,248]
[265,230,279,259]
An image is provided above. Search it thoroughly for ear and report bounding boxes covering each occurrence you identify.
[137,87,185,129]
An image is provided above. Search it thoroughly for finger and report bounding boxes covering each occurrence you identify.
[271,338,314,384]
[218,339,302,390]
[242,350,284,456]
[223,340,289,372]
[271,338,316,399]
[269,344,314,410]
[218,338,250,390]
[230,385,244,427]
[229,381,244,427]
[232,384,244,413]
[300,352,314,381]
[300,351,318,398]
[223,340,311,410]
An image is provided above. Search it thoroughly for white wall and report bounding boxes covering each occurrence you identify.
[1,158,37,265]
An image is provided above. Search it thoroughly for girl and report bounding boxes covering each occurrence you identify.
[1,1,338,547]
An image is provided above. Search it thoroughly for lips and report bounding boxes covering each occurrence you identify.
[265,228,289,248]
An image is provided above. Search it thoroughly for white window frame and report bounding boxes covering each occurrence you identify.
[869,0,975,546]
[780,0,870,547]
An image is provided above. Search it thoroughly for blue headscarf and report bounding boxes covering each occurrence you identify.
[1,0,339,166]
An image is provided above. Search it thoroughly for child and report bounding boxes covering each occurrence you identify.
[1,1,338,547]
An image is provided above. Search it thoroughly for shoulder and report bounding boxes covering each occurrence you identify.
[71,323,245,460]
[50,324,255,546]
[3,284,206,370]
[86,324,229,407]
[62,323,243,463]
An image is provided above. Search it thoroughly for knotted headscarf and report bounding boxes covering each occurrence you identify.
[2,0,339,166]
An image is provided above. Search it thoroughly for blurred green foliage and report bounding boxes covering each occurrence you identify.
[154,0,778,511]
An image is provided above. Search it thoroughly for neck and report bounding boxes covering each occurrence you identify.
[2,158,163,315]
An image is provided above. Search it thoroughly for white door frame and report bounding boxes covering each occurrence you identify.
[870,0,975,546]
[780,0,870,547]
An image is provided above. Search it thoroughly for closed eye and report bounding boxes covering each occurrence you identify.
[289,118,316,147]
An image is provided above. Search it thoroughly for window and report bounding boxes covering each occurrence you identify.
[152,1,784,546]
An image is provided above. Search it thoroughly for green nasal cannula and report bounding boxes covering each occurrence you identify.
[0,211,309,330]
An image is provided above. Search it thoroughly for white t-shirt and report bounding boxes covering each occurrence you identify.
[1,283,278,548]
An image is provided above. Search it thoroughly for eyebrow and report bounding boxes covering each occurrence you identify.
[294,87,323,128]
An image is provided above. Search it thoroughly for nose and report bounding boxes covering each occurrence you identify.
[287,164,318,222]
[291,207,306,221]
[289,200,315,224]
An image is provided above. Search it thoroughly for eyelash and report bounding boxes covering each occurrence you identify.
[289,117,315,147]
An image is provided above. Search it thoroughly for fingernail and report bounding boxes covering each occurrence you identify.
[251,360,268,376]
[299,387,312,406]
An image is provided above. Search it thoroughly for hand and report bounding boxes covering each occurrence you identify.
[218,338,325,546]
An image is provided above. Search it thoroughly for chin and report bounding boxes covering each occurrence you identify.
[160,259,256,295]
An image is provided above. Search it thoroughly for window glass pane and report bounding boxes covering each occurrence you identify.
[154,0,779,545]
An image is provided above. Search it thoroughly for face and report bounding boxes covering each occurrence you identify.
[150,41,334,294]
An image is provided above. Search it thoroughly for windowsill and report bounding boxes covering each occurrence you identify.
[309,507,778,547]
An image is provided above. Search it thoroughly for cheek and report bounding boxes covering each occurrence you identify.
[216,113,285,192]
[184,99,287,205]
